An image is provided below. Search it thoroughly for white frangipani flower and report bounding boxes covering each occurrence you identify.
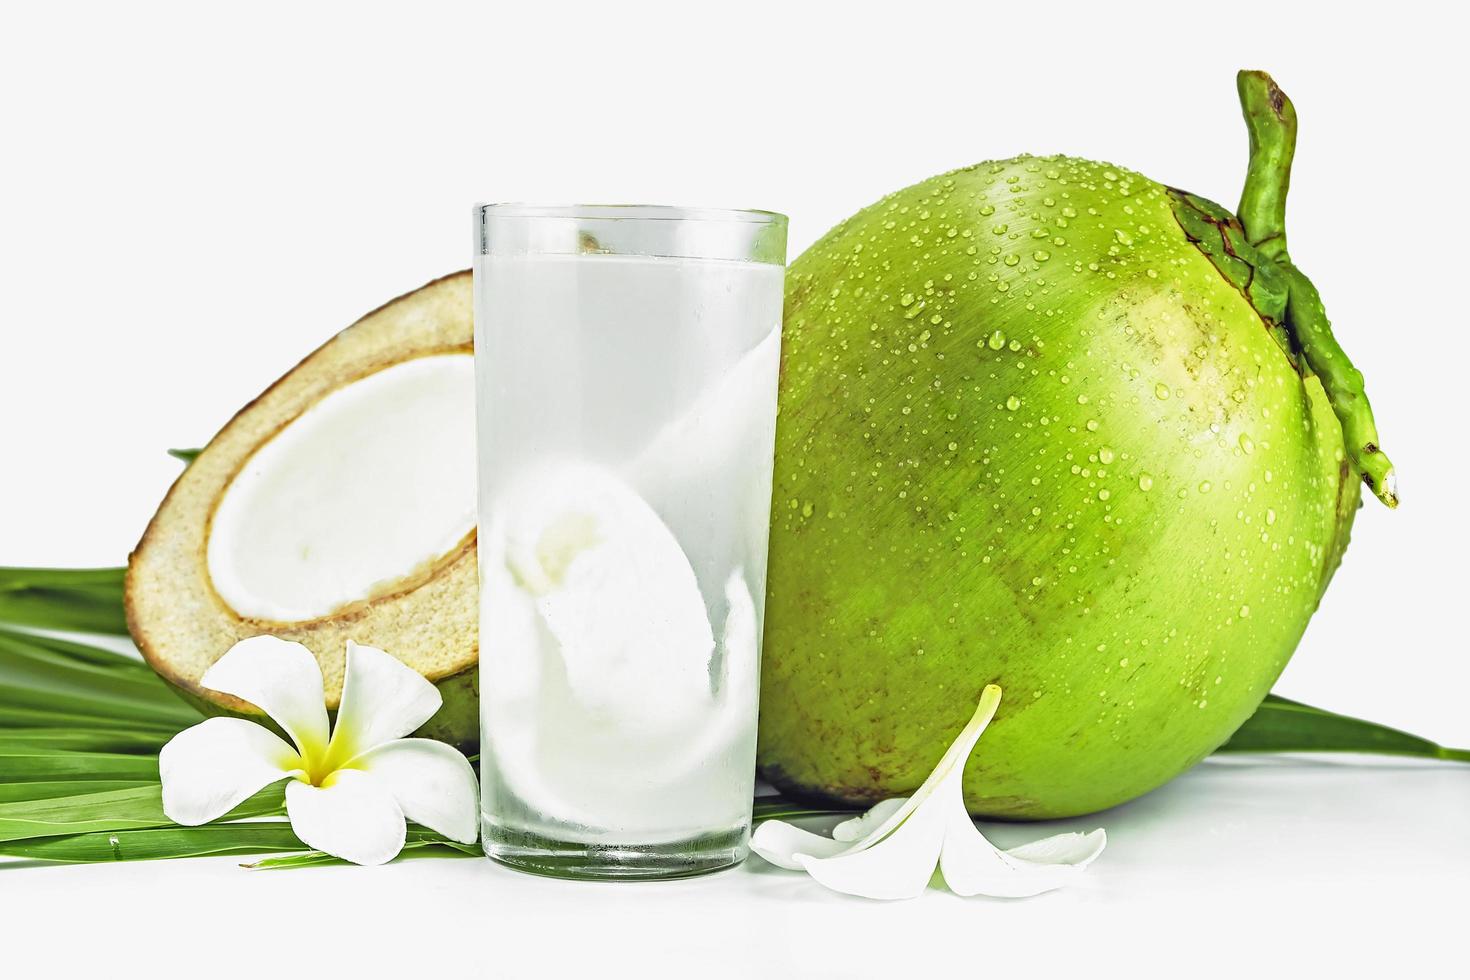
[751,685,1105,900]
[160,636,478,866]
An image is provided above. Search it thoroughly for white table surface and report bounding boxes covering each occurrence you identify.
[4,754,1464,977]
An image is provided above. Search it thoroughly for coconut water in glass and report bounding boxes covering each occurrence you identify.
[473,204,787,879]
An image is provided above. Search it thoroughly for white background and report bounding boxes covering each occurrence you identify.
[1,1,1465,975]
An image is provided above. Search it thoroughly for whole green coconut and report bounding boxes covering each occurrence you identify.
[758,71,1395,819]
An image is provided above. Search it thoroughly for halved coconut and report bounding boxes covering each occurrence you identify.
[126,271,481,748]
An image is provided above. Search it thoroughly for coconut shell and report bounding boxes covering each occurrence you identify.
[126,271,480,749]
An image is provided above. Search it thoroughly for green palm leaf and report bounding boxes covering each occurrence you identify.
[0,567,129,635]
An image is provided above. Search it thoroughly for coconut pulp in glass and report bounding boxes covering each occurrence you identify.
[473,210,785,879]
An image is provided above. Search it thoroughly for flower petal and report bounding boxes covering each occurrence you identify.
[830,684,1004,855]
[832,798,908,843]
[750,819,854,870]
[938,764,1106,898]
[1005,829,1108,867]
[200,635,329,756]
[353,738,478,844]
[328,641,442,763]
[285,769,406,866]
[159,717,300,825]
[751,685,1097,902]
[796,789,948,901]
[751,796,913,870]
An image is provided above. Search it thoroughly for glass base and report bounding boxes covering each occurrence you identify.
[482,818,748,881]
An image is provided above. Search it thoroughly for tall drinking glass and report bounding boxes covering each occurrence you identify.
[473,204,787,879]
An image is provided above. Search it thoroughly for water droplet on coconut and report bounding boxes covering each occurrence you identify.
[1198,480,1212,493]
[900,292,915,307]
[1239,433,1255,454]
[1154,383,1171,400]
[1099,446,1115,465]
[987,329,1007,350]
[1005,395,1021,411]
[1098,488,1111,501]
[1266,508,1277,525]
[1238,604,1250,618]
[1138,473,1154,491]
[1085,418,1100,432]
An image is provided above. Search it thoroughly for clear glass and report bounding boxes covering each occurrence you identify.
[473,203,787,879]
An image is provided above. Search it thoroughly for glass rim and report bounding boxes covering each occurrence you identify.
[474,202,787,226]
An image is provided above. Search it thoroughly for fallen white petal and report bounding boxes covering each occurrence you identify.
[749,689,1001,884]
[833,685,1005,853]
[327,641,442,763]
[285,769,406,866]
[160,717,301,825]
[1005,829,1109,867]
[353,738,479,844]
[797,789,949,901]
[935,769,1106,898]
[751,796,910,871]
[200,635,330,755]
[941,829,1107,899]
[750,819,853,870]
[749,685,1107,900]
[832,798,909,843]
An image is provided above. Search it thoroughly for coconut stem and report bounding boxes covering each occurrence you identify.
[1279,261,1397,506]
[1236,71,1295,260]
[1236,70,1398,509]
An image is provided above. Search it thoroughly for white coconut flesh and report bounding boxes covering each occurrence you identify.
[482,465,760,839]
[206,353,477,623]
[474,332,776,839]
